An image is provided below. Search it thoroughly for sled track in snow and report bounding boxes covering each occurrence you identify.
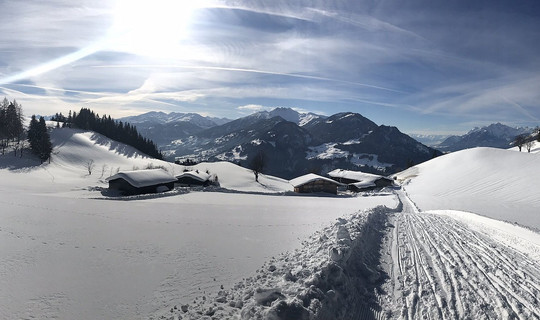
[379,191,540,319]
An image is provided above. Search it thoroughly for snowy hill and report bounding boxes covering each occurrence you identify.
[395,147,540,229]
[435,123,532,152]
[0,127,292,194]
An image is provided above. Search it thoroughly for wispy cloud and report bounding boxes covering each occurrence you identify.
[0,0,539,133]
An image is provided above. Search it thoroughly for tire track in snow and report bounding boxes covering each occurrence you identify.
[379,190,540,319]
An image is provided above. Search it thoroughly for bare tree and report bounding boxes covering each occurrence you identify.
[513,134,527,152]
[525,140,534,153]
[85,159,95,175]
[100,164,108,178]
[249,151,266,182]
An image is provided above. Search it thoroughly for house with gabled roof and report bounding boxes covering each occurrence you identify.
[175,170,211,187]
[328,169,393,191]
[107,168,177,195]
[289,173,342,195]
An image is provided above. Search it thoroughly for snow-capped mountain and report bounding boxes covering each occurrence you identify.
[119,111,233,146]
[120,111,231,128]
[149,108,441,179]
[265,107,325,126]
[409,134,450,147]
[435,123,533,152]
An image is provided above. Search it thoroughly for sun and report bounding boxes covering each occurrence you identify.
[108,0,202,58]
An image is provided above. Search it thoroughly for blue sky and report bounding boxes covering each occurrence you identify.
[0,0,539,134]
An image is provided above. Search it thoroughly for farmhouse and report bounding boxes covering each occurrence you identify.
[328,169,394,191]
[107,169,177,195]
[289,173,342,195]
[175,170,211,187]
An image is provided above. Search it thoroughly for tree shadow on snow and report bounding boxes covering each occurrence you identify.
[0,152,43,172]
[90,133,142,158]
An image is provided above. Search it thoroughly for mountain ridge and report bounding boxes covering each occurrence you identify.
[120,108,440,179]
[435,123,533,152]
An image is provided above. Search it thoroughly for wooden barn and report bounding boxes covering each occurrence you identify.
[107,169,177,195]
[175,170,211,187]
[328,169,394,192]
[289,173,342,195]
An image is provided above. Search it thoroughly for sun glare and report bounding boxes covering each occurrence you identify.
[109,0,201,58]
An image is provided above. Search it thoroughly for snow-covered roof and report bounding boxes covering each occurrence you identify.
[350,181,377,188]
[107,169,176,188]
[327,169,385,182]
[175,170,211,182]
[289,173,341,188]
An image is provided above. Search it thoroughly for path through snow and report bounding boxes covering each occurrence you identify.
[166,189,540,319]
[378,190,540,319]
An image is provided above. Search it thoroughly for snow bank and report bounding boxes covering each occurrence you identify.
[395,147,540,229]
[164,205,396,320]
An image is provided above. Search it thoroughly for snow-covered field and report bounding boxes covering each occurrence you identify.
[0,128,396,319]
[1,129,539,319]
[395,147,540,230]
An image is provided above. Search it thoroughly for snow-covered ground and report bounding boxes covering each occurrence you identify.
[377,191,539,319]
[0,128,396,319]
[395,147,540,230]
[1,130,539,319]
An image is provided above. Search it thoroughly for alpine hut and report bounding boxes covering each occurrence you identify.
[289,173,341,195]
[107,169,177,195]
[175,170,211,187]
[328,169,393,191]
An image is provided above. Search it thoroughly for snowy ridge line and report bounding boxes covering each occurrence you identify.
[158,204,400,320]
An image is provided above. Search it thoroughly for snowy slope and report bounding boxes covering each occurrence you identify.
[0,127,397,319]
[395,147,540,229]
[0,128,291,194]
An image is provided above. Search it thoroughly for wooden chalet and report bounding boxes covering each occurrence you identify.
[289,173,341,195]
[175,170,211,187]
[328,169,393,191]
[107,169,177,195]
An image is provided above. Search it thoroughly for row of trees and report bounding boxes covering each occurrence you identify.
[0,98,53,161]
[64,108,163,159]
[0,98,24,155]
[28,115,53,162]
[2,101,162,163]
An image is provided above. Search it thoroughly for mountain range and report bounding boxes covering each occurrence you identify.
[121,108,440,179]
[434,123,533,152]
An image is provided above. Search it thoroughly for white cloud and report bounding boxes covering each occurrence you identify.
[237,104,267,111]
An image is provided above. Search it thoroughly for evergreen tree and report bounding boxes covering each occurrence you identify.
[5,102,23,141]
[0,98,24,155]
[27,115,40,152]
[28,115,52,163]
[37,117,52,163]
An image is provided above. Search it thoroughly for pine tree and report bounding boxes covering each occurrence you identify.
[37,117,52,163]
[27,115,40,152]
[28,116,52,163]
